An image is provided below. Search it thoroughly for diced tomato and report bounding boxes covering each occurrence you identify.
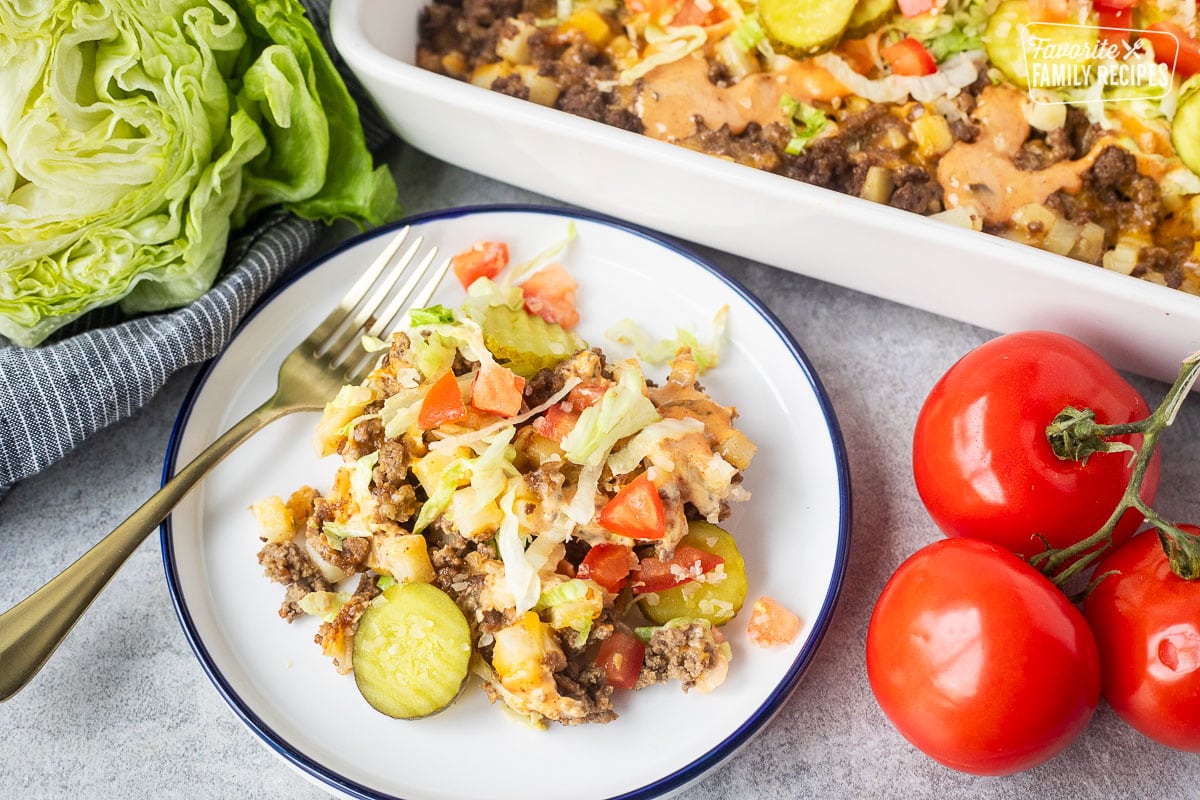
[1028,0,1071,21]
[520,263,580,329]
[1143,22,1200,78]
[631,544,724,594]
[450,241,509,291]
[417,370,466,429]
[896,0,937,17]
[746,595,803,648]
[1093,0,1136,9]
[578,543,635,593]
[597,472,666,540]
[881,37,937,76]
[565,380,609,411]
[595,631,645,690]
[670,0,726,27]
[531,403,580,442]
[470,362,525,418]
[1096,5,1133,50]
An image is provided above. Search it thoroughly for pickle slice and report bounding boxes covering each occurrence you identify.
[471,304,587,379]
[759,0,858,58]
[844,0,896,40]
[985,0,1097,89]
[641,521,748,627]
[1172,77,1200,178]
[353,582,472,719]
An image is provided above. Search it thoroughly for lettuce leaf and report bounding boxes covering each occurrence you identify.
[0,0,398,347]
[560,362,660,467]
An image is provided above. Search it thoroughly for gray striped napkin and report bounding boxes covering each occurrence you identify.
[0,0,394,499]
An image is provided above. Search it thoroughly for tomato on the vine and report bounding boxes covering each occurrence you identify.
[912,331,1159,559]
[866,537,1101,776]
[1083,526,1200,752]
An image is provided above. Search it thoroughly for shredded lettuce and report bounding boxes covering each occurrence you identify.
[608,417,706,475]
[410,331,459,381]
[412,461,472,535]
[560,363,660,467]
[409,305,456,326]
[413,429,519,535]
[780,95,829,155]
[313,384,378,456]
[535,578,604,647]
[731,12,765,52]
[892,0,993,62]
[348,451,379,511]
[501,223,578,286]
[0,0,397,347]
[321,520,370,551]
[619,24,708,85]
[497,483,540,614]
[379,386,423,440]
[606,305,728,373]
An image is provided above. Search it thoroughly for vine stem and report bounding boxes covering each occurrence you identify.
[1031,350,1200,587]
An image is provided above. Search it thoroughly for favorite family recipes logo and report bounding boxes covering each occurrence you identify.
[1021,22,1177,103]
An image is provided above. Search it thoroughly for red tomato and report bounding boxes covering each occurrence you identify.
[450,241,508,290]
[595,631,645,690]
[1083,526,1200,752]
[896,0,937,16]
[632,544,724,594]
[578,543,635,593]
[912,331,1158,560]
[520,264,580,329]
[1093,0,1136,9]
[470,362,525,418]
[417,370,466,429]
[1096,5,1133,50]
[597,472,666,540]
[531,403,580,443]
[881,37,937,76]
[1143,22,1200,78]
[670,0,726,27]
[866,538,1101,775]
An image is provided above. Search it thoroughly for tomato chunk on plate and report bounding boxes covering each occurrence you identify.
[595,630,645,690]
[597,472,666,540]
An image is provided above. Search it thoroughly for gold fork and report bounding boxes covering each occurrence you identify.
[0,226,450,701]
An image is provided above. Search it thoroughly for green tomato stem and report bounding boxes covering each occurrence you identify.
[1037,351,1200,586]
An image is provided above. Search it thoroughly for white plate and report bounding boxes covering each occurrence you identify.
[163,206,850,800]
[330,0,1200,386]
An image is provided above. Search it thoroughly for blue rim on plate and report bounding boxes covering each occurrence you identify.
[161,203,852,800]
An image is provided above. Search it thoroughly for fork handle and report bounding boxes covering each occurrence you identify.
[0,398,287,702]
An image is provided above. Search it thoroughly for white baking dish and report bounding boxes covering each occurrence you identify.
[330,0,1200,384]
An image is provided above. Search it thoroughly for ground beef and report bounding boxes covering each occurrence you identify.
[634,622,725,692]
[523,347,609,407]
[780,136,854,191]
[257,541,333,620]
[1083,145,1164,236]
[1134,241,1194,289]
[552,660,617,725]
[889,165,944,214]
[682,121,791,172]
[306,501,372,574]
[372,439,420,525]
[340,416,383,461]
[490,71,530,100]
[315,573,381,674]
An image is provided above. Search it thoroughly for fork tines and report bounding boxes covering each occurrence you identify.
[308,226,452,382]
